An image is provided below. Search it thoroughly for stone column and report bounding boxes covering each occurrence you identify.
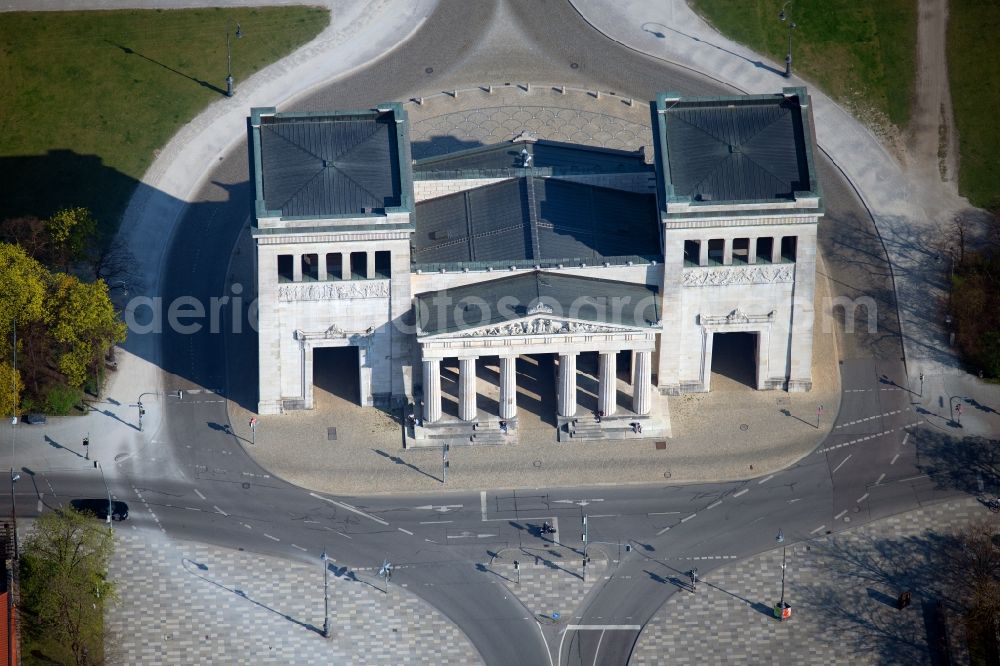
[557,353,577,418]
[698,240,708,267]
[747,239,758,265]
[422,358,441,423]
[459,357,477,421]
[632,350,652,415]
[499,356,517,420]
[598,351,618,416]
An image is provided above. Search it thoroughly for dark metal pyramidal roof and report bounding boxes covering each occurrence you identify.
[659,91,816,204]
[258,112,402,217]
[412,176,659,266]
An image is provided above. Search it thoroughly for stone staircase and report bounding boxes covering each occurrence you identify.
[558,413,662,442]
[408,417,515,448]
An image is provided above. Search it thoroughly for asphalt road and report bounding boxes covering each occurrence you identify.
[1,2,977,665]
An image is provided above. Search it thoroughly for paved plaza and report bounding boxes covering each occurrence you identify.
[631,496,991,664]
[104,527,481,665]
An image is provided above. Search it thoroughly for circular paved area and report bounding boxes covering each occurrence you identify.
[406,84,653,158]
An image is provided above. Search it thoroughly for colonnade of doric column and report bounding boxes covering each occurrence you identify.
[499,356,517,420]
[422,359,441,423]
[458,358,477,421]
[421,348,653,424]
[632,350,652,416]
[597,352,617,416]
[557,352,578,418]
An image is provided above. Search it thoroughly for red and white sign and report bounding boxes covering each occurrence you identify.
[249,417,258,428]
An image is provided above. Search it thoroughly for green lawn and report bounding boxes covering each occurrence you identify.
[948,0,1000,209]
[689,0,917,129]
[0,7,329,235]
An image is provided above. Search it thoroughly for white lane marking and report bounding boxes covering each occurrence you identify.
[194,489,206,500]
[310,493,389,526]
[706,501,722,510]
[680,513,697,523]
[213,506,229,517]
[419,520,453,525]
[185,506,201,511]
[732,488,749,498]
[37,499,43,513]
[890,454,900,465]
[902,433,910,446]
[677,555,736,560]
[647,511,681,515]
[592,629,607,666]
[818,421,924,453]
[242,523,252,529]
[810,525,826,535]
[898,474,929,483]
[264,533,280,542]
[566,625,641,631]
[414,504,463,512]
[758,474,775,484]
[834,510,847,520]
[656,526,671,535]
[835,408,909,428]
[336,531,353,540]
[539,620,555,666]
[589,514,618,518]
[875,473,886,485]
[856,493,869,504]
[481,491,487,521]
[553,498,604,506]
[831,454,852,474]
[291,544,307,552]
[398,528,414,535]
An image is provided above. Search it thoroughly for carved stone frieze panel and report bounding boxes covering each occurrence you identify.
[277,280,390,302]
[683,264,793,287]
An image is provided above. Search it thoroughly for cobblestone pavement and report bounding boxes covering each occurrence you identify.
[408,85,653,158]
[631,497,990,665]
[105,528,481,665]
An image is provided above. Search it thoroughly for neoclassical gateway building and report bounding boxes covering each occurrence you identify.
[249,88,822,443]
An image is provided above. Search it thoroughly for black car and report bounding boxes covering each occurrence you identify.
[70,498,129,521]
[22,413,46,425]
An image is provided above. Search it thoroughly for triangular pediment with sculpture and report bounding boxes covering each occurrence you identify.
[421,303,658,340]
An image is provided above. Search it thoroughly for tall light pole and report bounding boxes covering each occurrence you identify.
[94,460,113,530]
[321,550,330,638]
[225,22,243,97]
[778,2,797,78]
[775,528,789,620]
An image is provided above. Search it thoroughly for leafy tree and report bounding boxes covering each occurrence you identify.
[21,509,116,666]
[47,207,97,269]
[0,243,47,396]
[47,275,127,388]
[0,215,50,262]
[0,361,22,417]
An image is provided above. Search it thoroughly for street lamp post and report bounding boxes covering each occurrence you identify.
[321,550,330,638]
[94,460,113,529]
[775,529,789,620]
[778,2,797,78]
[225,22,243,97]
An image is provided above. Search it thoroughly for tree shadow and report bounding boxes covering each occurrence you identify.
[914,429,1000,494]
[795,524,1000,664]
